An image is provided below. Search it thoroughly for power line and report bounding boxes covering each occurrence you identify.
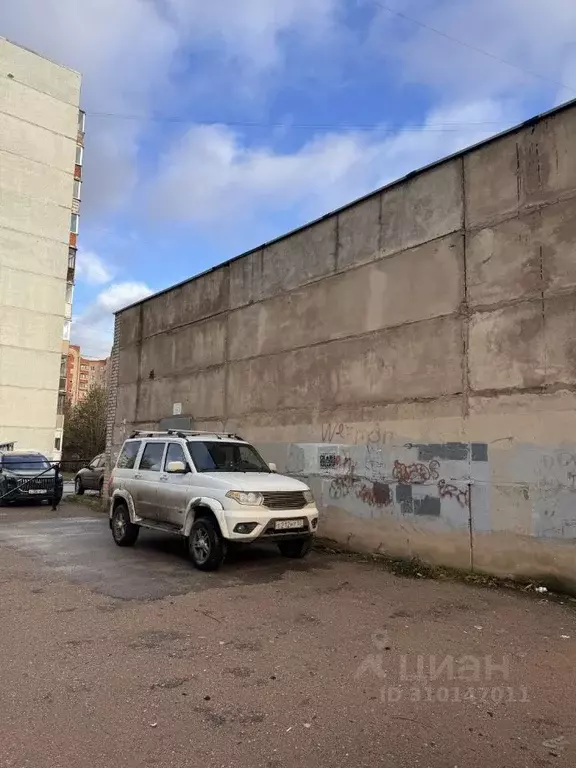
[86,111,513,132]
[373,1,576,94]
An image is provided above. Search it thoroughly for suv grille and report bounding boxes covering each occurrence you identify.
[18,477,54,491]
[262,491,307,510]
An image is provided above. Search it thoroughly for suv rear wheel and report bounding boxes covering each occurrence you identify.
[75,477,84,495]
[278,537,313,559]
[189,517,226,571]
[111,503,139,547]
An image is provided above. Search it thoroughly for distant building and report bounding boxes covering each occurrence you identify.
[0,38,83,459]
[66,346,109,405]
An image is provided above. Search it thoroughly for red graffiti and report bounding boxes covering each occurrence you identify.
[393,460,440,485]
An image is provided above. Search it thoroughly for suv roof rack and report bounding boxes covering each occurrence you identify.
[128,430,244,441]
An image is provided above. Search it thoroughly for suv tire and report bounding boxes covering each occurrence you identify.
[278,537,313,559]
[75,477,84,496]
[111,503,139,547]
[189,517,226,571]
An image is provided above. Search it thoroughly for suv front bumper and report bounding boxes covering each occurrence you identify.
[222,507,318,542]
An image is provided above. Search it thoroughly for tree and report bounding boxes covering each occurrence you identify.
[62,386,107,461]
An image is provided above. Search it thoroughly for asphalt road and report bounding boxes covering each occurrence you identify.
[0,502,575,768]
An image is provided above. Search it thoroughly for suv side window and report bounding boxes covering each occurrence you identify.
[117,441,141,469]
[164,443,187,470]
[139,442,166,472]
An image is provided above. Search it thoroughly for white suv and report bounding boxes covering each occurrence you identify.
[108,430,319,570]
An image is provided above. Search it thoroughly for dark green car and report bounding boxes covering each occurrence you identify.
[0,452,63,506]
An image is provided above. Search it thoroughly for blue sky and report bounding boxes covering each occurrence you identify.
[1,0,575,356]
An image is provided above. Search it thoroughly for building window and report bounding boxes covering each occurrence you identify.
[75,145,83,166]
[65,283,74,304]
[57,393,66,415]
[70,213,79,234]
[68,248,76,269]
[78,110,86,133]
[73,179,81,200]
[63,320,71,341]
[54,437,62,451]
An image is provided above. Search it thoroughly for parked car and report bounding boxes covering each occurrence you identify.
[108,430,319,571]
[0,450,63,506]
[74,454,105,496]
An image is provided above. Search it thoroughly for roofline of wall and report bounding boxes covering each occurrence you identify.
[116,95,576,317]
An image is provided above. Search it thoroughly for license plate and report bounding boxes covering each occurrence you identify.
[275,519,304,530]
[28,489,45,495]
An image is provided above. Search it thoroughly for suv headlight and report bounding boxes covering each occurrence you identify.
[304,490,314,505]
[226,490,264,506]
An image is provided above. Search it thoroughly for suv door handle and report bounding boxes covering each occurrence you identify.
[134,472,142,479]
[159,474,168,482]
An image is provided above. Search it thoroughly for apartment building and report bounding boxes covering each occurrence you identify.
[66,345,108,406]
[0,38,83,459]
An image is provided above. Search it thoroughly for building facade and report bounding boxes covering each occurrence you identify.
[108,98,576,591]
[0,38,83,459]
[66,346,108,406]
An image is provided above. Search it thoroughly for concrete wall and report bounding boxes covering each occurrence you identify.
[0,38,81,456]
[109,100,576,590]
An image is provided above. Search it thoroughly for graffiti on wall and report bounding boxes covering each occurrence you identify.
[437,479,469,507]
[317,432,486,519]
[393,460,440,485]
[325,457,392,509]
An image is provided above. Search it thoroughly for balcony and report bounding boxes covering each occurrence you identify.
[68,248,76,284]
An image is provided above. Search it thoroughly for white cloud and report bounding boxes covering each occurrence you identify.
[75,250,113,285]
[369,0,576,103]
[72,281,153,357]
[0,0,343,216]
[151,98,519,227]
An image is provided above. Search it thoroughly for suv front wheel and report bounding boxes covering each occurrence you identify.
[111,503,140,547]
[189,517,226,571]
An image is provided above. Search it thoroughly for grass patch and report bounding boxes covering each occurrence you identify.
[314,537,576,601]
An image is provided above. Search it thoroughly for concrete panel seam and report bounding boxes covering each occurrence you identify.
[121,229,465,333]
[119,362,226,386]
[225,393,465,420]
[225,310,462,365]
[469,293,552,315]
[465,186,576,235]
[1,70,81,107]
[461,156,471,419]
[0,301,67,319]
[0,146,75,176]
[0,222,70,247]
[0,342,64,355]
[0,106,78,142]
[1,263,68,283]
[0,382,62,393]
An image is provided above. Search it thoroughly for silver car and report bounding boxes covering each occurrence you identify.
[108,430,319,571]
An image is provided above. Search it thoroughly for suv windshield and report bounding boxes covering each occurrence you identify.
[187,441,270,473]
[1,454,51,471]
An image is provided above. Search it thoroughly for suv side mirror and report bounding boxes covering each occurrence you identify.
[167,460,187,474]
[268,462,277,473]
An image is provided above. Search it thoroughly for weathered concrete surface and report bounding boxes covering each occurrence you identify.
[336,192,381,271]
[1,503,576,768]
[140,267,229,339]
[468,303,546,391]
[379,160,463,257]
[109,100,576,588]
[228,233,463,362]
[227,316,463,416]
